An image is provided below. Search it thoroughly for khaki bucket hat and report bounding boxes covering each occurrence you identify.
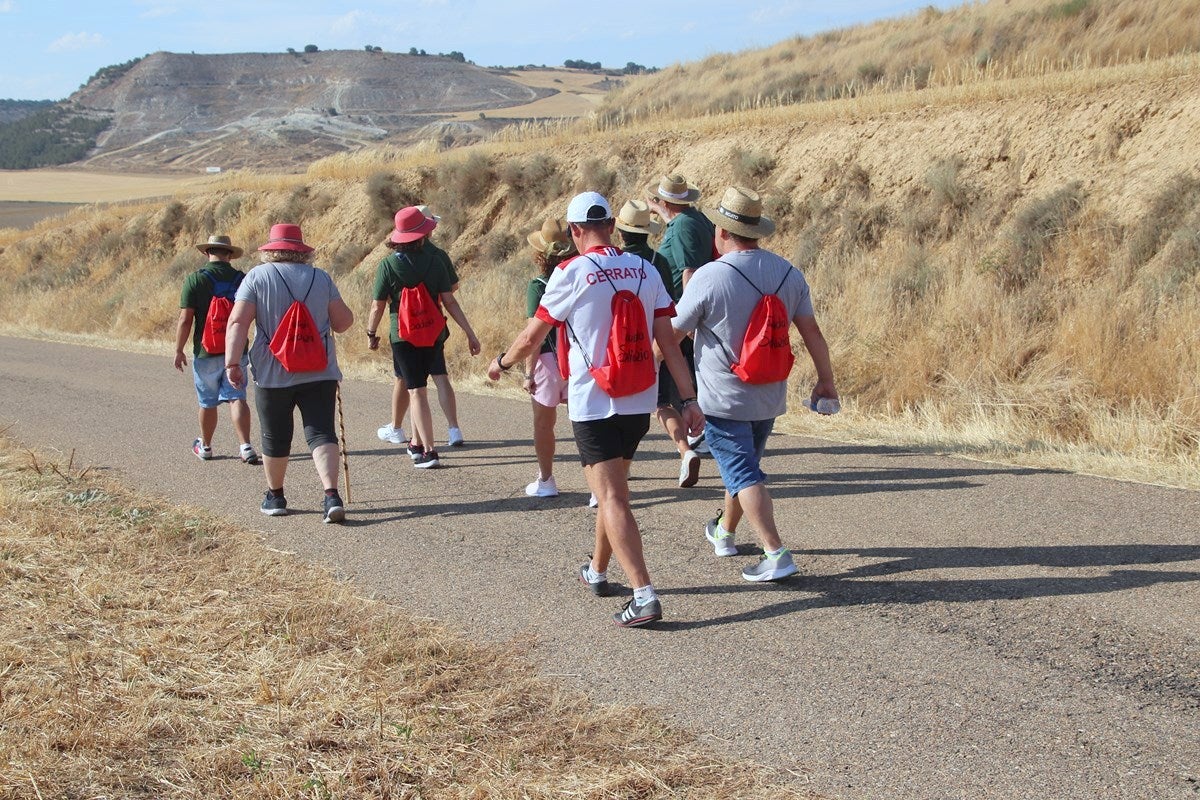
[615,199,662,235]
[195,234,244,259]
[704,186,776,239]
[527,218,575,258]
[646,174,701,205]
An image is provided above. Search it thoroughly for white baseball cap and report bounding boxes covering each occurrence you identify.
[566,191,613,223]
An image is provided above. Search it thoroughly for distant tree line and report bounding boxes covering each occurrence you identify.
[82,56,145,90]
[0,99,55,126]
[0,105,111,169]
[564,59,602,70]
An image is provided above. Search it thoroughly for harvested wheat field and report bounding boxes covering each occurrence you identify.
[0,438,805,798]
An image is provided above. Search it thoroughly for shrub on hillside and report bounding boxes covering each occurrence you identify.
[574,158,616,197]
[731,147,778,187]
[365,172,420,226]
[1125,173,1200,268]
[157,201,187,240]
[498,153,564,207]
[981,182,1085,291]
[329,243,373,276]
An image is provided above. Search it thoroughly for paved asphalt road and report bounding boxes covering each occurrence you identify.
[1,335,1197,800]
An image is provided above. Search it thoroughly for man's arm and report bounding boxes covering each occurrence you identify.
[328,298,354,334]
[794,314,837,401]
[365,299,387,350]
[441,292,481,355]
[173,308,195,371]
[487,317,553,381]
[653,316,704,437]
[223,300,255,389]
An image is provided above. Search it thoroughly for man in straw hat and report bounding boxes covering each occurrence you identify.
[488,191,703,628]
[615,199,702,488]
[225,223,355,523]
[672,187,839,582]
[646,174,715,456]
[366,206,480,469]
[174,233,259,465]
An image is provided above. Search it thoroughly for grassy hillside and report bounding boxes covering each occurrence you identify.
[595,0,1200,126]
[2,4,1199,488]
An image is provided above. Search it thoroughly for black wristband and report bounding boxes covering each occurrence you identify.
[680,397,698,408]
[367,330,377,338]
[496,352,512,371]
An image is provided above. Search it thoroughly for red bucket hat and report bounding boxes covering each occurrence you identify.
[390,206,437,244]
[258,223,314,253]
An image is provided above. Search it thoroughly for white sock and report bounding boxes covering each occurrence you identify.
[765,547,785,558]
[585,565,606,583]
[633,584,657,604]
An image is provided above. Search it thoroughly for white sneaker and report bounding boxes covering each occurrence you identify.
[588,493,598,508]
[678,449,700,488]
[525,476,559,497]
[377,423,406,444]
[447,426,464,447]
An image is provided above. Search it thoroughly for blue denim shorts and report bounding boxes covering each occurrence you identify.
[704,415,775,496]
[192,354,247,408]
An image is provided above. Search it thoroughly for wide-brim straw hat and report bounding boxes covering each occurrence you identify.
[258,223,314,253]
[704,186,776,239]
[527,218,575,257]
[615,199,662,235]
[646,174,701,205]
[195,234,244,259]
[414,204,441,222]
[391,206,437,243]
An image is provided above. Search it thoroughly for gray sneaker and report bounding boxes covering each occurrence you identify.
[613,596,663,627]
[742,549,798,582]
[704,512,737,557]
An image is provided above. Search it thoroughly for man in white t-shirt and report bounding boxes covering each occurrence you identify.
[488,191,703,627]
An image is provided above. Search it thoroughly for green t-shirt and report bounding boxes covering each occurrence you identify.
[179,261,245,358]
[659,207,715,297]
[373,247,453,344]
[526,276,555,354]
[427,240,460,286]
[621,239,676,302]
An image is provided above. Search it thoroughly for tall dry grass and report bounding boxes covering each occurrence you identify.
[0,439,808,797]
[593,0,1200,126]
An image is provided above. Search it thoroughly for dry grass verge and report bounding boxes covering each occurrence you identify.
[0,439,809,798]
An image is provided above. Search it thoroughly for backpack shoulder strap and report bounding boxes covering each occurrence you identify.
[716,259,763,296]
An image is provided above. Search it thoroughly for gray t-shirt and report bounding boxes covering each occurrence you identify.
[236,261,344,388]
[673,248,813,421]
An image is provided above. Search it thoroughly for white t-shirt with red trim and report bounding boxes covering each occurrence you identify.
[535,245,675,421]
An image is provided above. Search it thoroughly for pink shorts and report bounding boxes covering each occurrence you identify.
[530,352,567,407]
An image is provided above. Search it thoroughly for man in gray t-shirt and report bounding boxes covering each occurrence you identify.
[673,186,838,583]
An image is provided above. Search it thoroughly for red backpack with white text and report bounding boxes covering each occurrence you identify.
[718,261,795,385]
[266,267,328,373]
[567,256,656,397]
[199,270,243,355]
[394,253,447,348]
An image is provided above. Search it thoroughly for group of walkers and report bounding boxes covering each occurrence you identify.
[173,174,839,628]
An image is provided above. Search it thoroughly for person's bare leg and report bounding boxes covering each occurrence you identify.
[532,401,557,480]
[311,442,340,491]
[409,388,435,452]
[198,406,218,446]
[585,458,649,586]
[732,483,782,552]
[656,405,690,456]
[263,455,287,491]
[230,399,252,445]
[431,374,460,430]
[391,377,410,429]
[723,491,743,532]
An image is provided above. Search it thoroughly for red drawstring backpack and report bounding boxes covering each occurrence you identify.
[267,267,328,373]
[394,253,447,347]
[567,256,656,398]
[199,271,243,355]
[717,262,795,385]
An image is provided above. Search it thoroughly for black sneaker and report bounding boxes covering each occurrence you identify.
[413,450,441,469]
[260,490,287,516]
[407,443,425,462]
[322,493,345,524]
[578,563,613,597]
[613,596,662,628]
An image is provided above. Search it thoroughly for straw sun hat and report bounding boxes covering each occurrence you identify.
[615,199,662,235]
[704,186,776,239]
[195,234,244,259]
[645,174,701,205]
[527,218,575,257]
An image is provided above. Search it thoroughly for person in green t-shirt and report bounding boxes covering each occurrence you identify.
[365,206,480,469]
[374,205,472,450]
[173,234,258,465]
[520,218,575,498]
[616,199,704,490]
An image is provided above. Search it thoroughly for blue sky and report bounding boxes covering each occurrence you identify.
[1,0,958,101]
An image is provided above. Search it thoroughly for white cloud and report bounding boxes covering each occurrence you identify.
[0,1,15,12]
[48,32,106,53]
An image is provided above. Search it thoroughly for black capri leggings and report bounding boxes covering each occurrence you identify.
[255,380,339,458]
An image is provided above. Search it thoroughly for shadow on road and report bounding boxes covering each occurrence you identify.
[660,544,1200,630]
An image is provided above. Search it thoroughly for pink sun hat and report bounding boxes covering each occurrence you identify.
[258,223,314,253]
[390,206,438,243]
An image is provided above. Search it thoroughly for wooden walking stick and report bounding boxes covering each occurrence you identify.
[336,382,351,504]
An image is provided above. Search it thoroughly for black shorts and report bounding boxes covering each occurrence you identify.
[656,337,695,409]
[254,380,339,458]
[571,413,651,467]
[391,340,447,389]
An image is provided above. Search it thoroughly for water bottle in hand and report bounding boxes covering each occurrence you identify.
[805,396,841,415]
